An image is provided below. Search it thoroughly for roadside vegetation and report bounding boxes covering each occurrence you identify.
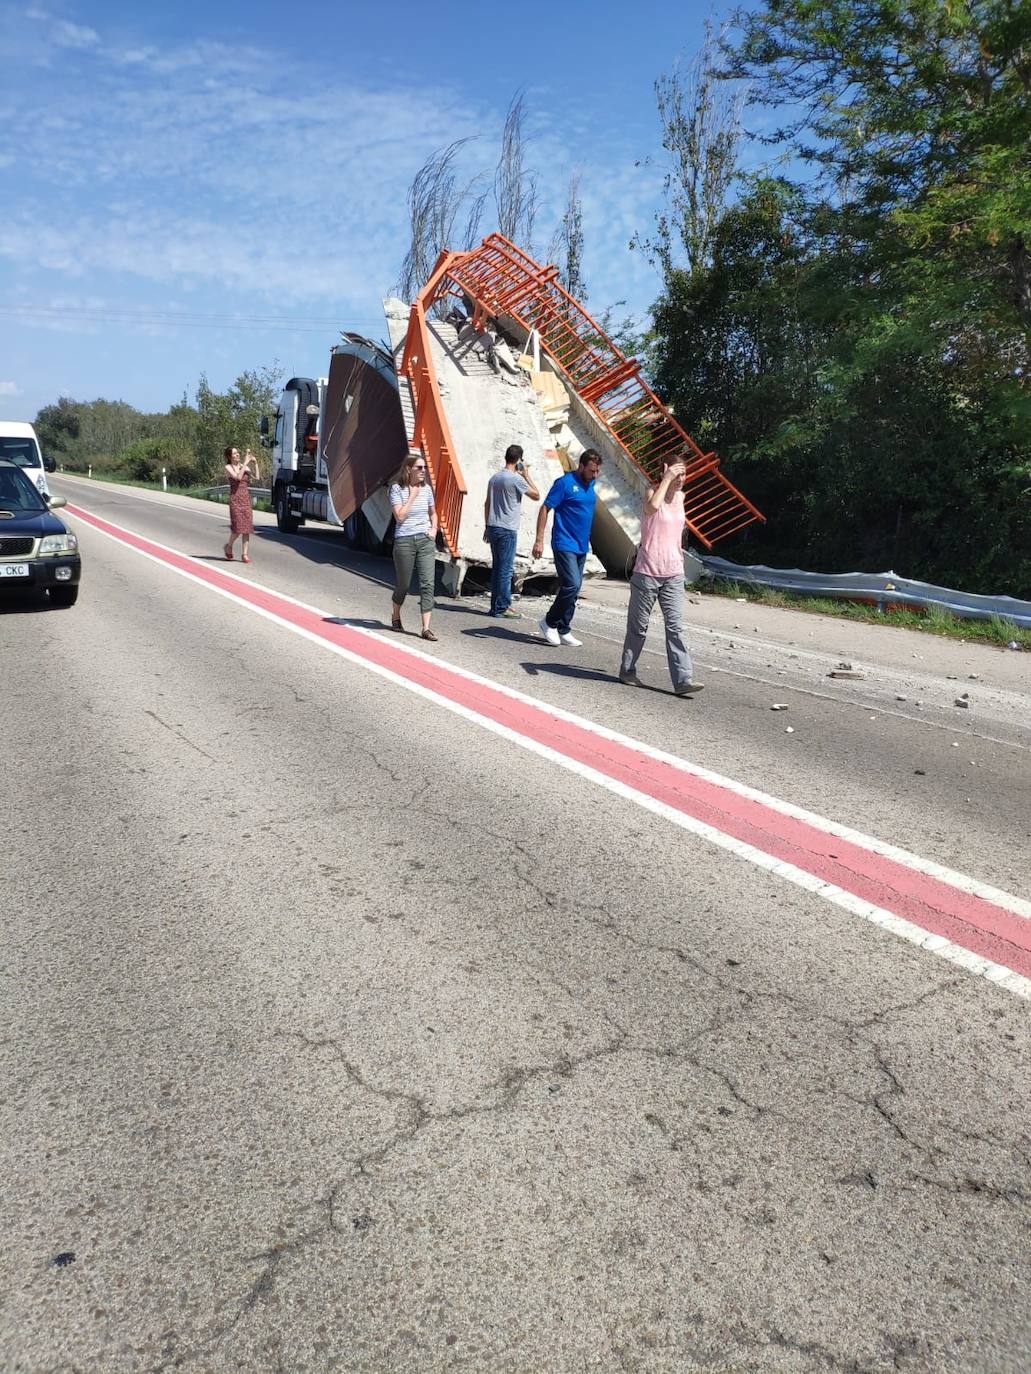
[33,367,282,492]
[72,468,273,513]
[636,6,1031,600]
[706,579,1031,650]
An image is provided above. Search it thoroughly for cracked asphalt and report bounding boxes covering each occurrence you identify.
[2,477,1029,1373]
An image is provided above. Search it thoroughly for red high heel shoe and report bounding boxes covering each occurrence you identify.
[224,542,234,560]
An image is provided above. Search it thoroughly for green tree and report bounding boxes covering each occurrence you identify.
[195,365,282,480]
[643,0,1031,594]
[723,0,1031,334]
[34,398,81,464]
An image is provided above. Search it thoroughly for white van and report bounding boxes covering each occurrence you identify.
[0,422,54,497]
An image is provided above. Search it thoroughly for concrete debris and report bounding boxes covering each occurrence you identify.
[968,673,980,679]
[837,661,853,669]
[785,726,795,734]
[1008,641,1021,650]
[914,769,926,775]
[770,703,788,711]
[896,695,907,701]
[951,742,960,747]
[735,597,747,603]
[954,698,970,708]
[829,670,865,679]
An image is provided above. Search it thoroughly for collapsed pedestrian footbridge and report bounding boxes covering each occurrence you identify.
[271,234,765,589]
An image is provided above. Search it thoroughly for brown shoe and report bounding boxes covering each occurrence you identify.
[421,629,438,642]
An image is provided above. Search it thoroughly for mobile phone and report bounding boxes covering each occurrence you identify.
[516,461,525,472]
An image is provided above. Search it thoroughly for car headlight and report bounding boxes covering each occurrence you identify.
[38,532,78,555]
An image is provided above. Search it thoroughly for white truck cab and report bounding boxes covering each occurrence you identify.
[0,422,54,497]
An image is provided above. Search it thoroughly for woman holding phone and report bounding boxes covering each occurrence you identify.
[223,446,259,563]
[389,453,439,640]
[618,458,704,697]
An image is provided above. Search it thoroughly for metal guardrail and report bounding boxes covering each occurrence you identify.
[701,555,1031,630]
[207,484,271,500]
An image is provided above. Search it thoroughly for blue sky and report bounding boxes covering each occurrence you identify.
[1,0,749,422]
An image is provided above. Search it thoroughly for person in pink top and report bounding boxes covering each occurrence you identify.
[618,459,704,697]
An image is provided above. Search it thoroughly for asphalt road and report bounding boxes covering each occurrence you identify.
[2,476,1029,1374]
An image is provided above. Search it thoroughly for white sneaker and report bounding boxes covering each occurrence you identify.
[559,631,582,646]
[538,617,560,646]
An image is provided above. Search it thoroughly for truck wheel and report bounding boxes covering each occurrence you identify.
[275,485,300,534]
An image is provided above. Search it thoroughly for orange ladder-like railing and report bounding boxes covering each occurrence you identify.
[402,233,765,553]
[400,257,469,558]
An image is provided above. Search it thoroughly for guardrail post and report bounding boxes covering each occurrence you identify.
[162,467,167,492]
[87,465,92,478]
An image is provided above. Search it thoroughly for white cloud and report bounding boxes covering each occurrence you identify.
[0,381,20,395]
[52,18,98,48]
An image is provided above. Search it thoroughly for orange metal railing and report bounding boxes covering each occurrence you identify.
[400,253,468,557]
[412,233,764,550]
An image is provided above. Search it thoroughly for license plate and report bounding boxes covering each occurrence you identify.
[0,564,29,578]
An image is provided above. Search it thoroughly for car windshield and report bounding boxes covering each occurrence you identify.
[0,438,41,468]
[0,465,47,513]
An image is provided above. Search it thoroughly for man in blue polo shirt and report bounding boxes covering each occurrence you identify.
[532,448,602,646]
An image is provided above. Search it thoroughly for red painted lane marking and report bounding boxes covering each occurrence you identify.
[68,503,1031,982]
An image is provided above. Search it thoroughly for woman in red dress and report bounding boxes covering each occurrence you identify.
[223,446,259,563]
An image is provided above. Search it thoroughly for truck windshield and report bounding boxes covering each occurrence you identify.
[0,438,41,468]
[0,466,47,511]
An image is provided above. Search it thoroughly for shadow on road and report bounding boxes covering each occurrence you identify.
[252,525,396,593]
[520,661,616,683]
[323,617,392,632]
[461,622,543,646]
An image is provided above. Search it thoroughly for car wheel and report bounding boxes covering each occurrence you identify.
[275,485,300,534]
[49,585,79,608]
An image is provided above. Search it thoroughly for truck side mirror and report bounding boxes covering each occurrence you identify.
[259,414,271,448]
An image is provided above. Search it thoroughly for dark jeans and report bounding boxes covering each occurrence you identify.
[486,525,518,614]
[545,549,587,634]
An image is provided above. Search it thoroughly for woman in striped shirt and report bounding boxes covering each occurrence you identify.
[389,454,439,641]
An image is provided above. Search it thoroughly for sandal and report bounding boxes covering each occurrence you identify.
[391,616,403,632]
[241,555,252,564]
[421,629,438,642]
[224,542,234,561]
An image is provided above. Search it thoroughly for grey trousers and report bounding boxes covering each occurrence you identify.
[620,572,693,686]
[392,534,435,613]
